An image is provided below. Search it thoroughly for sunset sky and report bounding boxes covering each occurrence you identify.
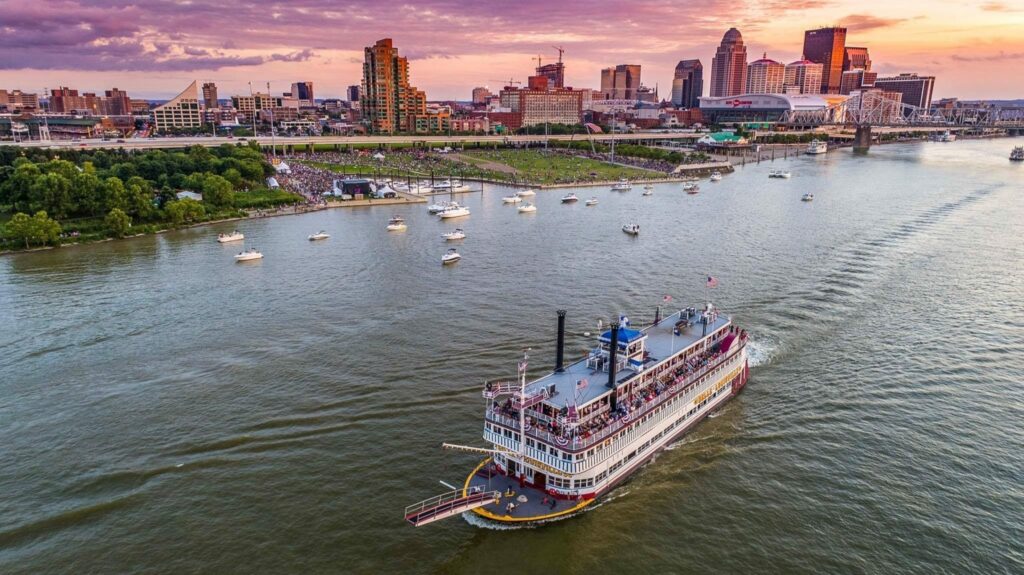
[2,0,1023,101]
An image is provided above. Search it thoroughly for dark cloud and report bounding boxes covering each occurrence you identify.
[950,51,1024,62]
[840,14,906,31]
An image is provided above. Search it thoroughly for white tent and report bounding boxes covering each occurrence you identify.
[372,152,385,160]
[266,177,280,189]
[275,161,292,174]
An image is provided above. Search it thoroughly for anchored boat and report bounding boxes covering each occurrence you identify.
[218,230,244,243]
[1010,146,1024,162]
[404,306,749,526]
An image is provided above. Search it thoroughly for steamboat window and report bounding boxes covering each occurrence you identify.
[595,471,608,483]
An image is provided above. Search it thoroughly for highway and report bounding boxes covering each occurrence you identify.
[6,132,703,151]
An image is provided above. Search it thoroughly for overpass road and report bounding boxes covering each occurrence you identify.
[5,132,702,151]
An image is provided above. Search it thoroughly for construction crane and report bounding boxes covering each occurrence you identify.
[488,78,521,88]
[552,46,565,64]
[533,55,543,70]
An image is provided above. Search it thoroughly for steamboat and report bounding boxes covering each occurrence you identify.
[405,303,749,527]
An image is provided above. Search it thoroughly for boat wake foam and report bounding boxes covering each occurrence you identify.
[745,334,777,367]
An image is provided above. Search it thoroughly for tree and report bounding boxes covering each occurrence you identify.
[28,172,74,220]
[103,177,128,212]
[164,198,206,224]
[104,208,132,238]
[4,211,62,249]
[200,173,235,208]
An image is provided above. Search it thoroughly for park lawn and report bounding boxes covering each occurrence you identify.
[459,150,655,185]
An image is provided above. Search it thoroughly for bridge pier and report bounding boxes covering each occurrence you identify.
[853,125,872,153]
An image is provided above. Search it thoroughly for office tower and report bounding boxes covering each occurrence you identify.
[803,27,847,94]
[710,28,748,97]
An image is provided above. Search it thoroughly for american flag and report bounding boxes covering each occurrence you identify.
[706,276,719,288]
[518,360,528,373]
[663,295,672,302]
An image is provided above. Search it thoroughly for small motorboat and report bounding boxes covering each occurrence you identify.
[642,188,653,196]
[516,190,536,197]
[622,223,640,236]
[308,230,330,241]
[441,248,461,265]
[709,172,723,182]
[611,179,632,191]
[502,195,523,204]
[427,202,449,214]
[442,228,466,241]
[801,193,814,202]
[234,248,263,262]
[218,230,244,243]
[561,193,579,203]
[768,170,792,179]
[585,198,598,206]
[386,216,407,231]
[517,203,537,213]
[438,205,470,219]
[683,182,699,194]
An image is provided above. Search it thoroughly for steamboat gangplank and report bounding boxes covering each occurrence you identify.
[405,304,749,526]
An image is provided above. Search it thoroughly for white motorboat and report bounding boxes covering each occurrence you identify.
[308,230,330,241]
[451,180,472,193]
[516,190,536,197]
[442,228,466,241]
[642,188,653,196]
[622,223,640,236]
[585,198,599,206]
[801,193,814,202]
[611,179,632,191]
[438,205,470,219]
[502,195,523,204]
[218,230,244,243]
[441,248,461,265]
[234,248,263,262]
[386,216,407,231]
[428,201,460,214]
[683,182,699,194]
[517,203,537,213]
[937,131,956,142]
[709,172,723,182]
[768,170,792,179]
[561,193,579,203]
[806,140,828,155]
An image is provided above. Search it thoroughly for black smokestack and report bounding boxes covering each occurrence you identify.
[606,322,619,389]
[555,309,566,372]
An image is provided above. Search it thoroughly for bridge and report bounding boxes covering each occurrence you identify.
[780,92,1024,150]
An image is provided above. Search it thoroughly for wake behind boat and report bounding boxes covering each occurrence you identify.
[403,305,749,527]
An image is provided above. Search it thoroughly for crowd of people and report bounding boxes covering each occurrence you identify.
[276,162,335,205]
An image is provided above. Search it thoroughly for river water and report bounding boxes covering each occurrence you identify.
[1,139,1022,574]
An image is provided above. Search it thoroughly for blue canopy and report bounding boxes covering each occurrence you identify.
[599,327,644,345]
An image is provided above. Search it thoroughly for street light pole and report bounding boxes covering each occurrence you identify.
[268,81,276,157]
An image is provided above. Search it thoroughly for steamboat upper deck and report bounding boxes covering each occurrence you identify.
[517,308,731,410]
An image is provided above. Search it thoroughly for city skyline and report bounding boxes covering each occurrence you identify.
[2,0,1023,100]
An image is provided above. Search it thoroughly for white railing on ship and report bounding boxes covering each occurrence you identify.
[484,340,746,452]
[404,487,498,518]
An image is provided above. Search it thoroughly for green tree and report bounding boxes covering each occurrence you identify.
[72,171,104,217]
[104,208,132,238]
[103,177,128,212]
[164,198,206,224]
[200,173,234,208]
[28,172,74,219]
[4,211,62,249]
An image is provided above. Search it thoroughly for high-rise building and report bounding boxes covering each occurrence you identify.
[746,54,785,94]
[346,85,360,102]
[361,38,428,133]
[471,87,493,105]
[152,81,202,131]
[0,89,40,110]
[49,87,86,113]
[843,47,871,72]
[710,28,748,97]
[600,64,641,100]
[802,27,847,94]
[840,69,877,95]
[671,60,703,108]
[536,62,565,89]
[102,88,131,115]
[202,82,219,109]
[874,73,935,109]
[783,60,824,94]
[291,81,314,104]
[499,81,583,130]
